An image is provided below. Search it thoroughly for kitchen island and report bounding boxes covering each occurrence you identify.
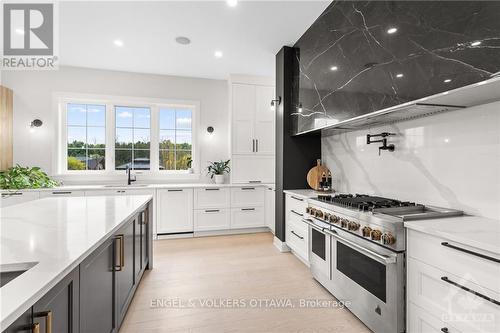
[0,195,153,332]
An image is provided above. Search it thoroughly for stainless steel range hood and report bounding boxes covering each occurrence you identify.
[295,76,500,135]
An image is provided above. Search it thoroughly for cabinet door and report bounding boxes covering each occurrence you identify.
[85,189,124,196]
[3,309,32,333]
[254,85,275,155]
[1,191,39,208]
[134,214,142,281]
[33,266,79,333]
[194,209,231,231]
[265,188,275,233]
[408,302,458,333]
[39,190,85,198]
[231,207,265,229]
[141,208,149,269]
[231,155,275,184]
[157,189,193,234]
[80,238,115,333]
[232,84,256,154]
[194,188,230,209]
[115,219,135,324]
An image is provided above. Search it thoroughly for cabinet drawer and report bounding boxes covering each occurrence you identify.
[39,190,85,198]
[408,257,500,333]
[230,207,265,228]
[408,302,464,333]
[285,194,307,216]
[194,188,230,209]
[1,191,39,207]
[194,209,231,231]
[408,230,500,293]
[230,187,265,207]
[286,214,308,260]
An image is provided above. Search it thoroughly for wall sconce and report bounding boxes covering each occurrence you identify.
[30,119,43,132]
[207,126,214,134]
[270,96,282,111]
[298,103,303,113]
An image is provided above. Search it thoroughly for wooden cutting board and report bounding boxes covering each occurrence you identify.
[306,159,330,190]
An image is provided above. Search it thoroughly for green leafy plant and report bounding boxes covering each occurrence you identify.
[206,160,230,179]
[186,157,193,169]
[0,165,59,190]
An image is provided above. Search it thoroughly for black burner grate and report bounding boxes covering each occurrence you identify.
[317,194,416,212]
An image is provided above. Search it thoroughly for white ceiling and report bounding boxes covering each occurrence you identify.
[59,1,330,80]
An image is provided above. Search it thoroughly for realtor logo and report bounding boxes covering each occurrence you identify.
[1,2,58,70]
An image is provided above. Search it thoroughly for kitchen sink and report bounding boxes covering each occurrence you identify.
[0,262,38,288]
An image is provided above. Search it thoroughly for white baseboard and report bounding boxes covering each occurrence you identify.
[273,236,290,252]
[194,227,270,237]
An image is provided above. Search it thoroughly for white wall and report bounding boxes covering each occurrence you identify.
[2,66,229,182]
[322,101,500,220]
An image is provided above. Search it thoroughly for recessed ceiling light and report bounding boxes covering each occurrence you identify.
[15,28,24,35]
[471,41,481,46]
[444,79,452,83]
[113,39,124,47]
[214,50,223,58]
[175,36,191,45]
[387,27,398,34]
[226,0,238,7]
[330,66,338,71]
[396,73,404,78]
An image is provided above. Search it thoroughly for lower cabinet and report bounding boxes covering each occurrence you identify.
[0,191,39,208]
[80,237,116,333]
[157,188,194,234]
[230,207,265,228]
[264,187,275,234]
[115,219,135,324]
[3,309,32,333]
[194,209,231,231]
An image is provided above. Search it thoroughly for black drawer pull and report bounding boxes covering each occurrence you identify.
[441,328,449,333]
[1,192,23,197]
[441,242,500,263]
[291,230,304,240]
[291,210,303,217]
[52,191,72,195]
[441,276,500,306]
[205,188,220,191]
[168,189,183,192]
[205,209,220,213]
[291,196,304,202]
[241,208,255,211]
[241,187,255,190]
[248,181,262,183]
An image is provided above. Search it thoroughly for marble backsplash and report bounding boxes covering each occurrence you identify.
[321,101,500,220]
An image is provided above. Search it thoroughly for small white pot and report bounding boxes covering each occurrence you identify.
[214,174,225,184]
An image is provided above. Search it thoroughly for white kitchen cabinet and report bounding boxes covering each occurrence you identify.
[194,209,231,231]
[194,187,230,209]
[265,187,275,233]
[39,190,85,198]
[230,207,265,229]
[408,302,463,333]
[254,85,275,155]
[232,84,256,154]
[284,193,309,264]
[230,186,265,207]
[0,191,39,208]
[157,188,193,234]
[231,155,275,184]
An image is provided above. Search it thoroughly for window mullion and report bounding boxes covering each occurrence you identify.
[150,105,160,172]
[106,103,115,172]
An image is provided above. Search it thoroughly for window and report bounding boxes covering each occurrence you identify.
[58,94,198,176]
[67,103,106,170]
[115,106,151,170]
[159,108,193,170]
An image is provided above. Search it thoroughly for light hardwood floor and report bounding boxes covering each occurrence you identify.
[119,232,371,333]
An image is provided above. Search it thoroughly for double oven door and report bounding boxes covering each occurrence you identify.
[330,228,405,333]
[308,220,331,288]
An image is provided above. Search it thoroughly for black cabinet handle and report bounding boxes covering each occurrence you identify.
[291,210,303,217]
[205,209,220,213]
[441,276,500,306]
[1,192,22,197]
[241,187,256,190]
[205,188,220,191]
[291,196,304,202]
[291,231,304,240]
[51,191,72,195]
[168,189,183,192]
[241,208,255,211]
[441,242,500,263]
[248,181,262,184]
[441,328,449,333]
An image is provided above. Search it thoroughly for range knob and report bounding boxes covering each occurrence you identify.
[362,226,372,237]
[324,213,331,221]
[347,221,360,231]
[315,210,324,219]
[381,232,396,245]
[306,207,312,214]
[370,229,382,241]
[340,219,349,228]
[329,215,340,224]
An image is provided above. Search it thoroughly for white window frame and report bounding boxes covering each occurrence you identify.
[53,92,200,180]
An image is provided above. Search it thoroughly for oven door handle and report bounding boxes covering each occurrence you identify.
[302,218,326,233]
[332,233,397,265]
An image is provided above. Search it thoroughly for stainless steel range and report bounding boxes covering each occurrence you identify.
[301,194,463,333]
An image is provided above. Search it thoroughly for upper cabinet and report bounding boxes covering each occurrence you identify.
[230,76,275,184]
[291,1,500,135]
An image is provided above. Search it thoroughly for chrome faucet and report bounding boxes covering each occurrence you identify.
[126,165,136,185]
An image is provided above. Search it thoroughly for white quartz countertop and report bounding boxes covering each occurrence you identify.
[0,195,152,330]
[405,216,500,255]
[0,182,274,193]
[283,189,322,199]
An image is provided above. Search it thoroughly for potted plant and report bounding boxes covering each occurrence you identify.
[206,160,230,184]
[187,157,194,174]
[0,165,59,190]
